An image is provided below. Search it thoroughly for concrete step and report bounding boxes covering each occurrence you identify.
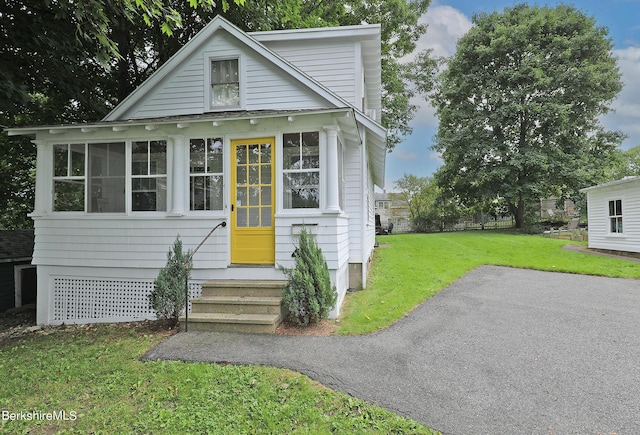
[201,280,287,298]
[180,313,281,334]
[191,296,283,315]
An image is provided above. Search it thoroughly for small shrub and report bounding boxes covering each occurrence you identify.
[281,228,337,326]
[149,236,191,325]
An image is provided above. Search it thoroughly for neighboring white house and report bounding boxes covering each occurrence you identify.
[6,16,386,326]
[581,176,640,254]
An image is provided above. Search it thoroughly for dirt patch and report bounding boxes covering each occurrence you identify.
[276,319,339,336]
[0,307,177,346]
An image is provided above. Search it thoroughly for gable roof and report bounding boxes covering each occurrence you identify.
[105,16,356,122]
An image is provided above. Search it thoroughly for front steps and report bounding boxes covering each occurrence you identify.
[181,280,287,334]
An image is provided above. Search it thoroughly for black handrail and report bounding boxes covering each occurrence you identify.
[184,221,227,332]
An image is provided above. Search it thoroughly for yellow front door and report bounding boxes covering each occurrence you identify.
[230,138,275,264]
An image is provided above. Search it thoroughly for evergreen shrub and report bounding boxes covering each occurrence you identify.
[281,228,337,326]
[149,236,191,324]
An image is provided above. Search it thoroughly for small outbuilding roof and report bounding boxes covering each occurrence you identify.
[0,230,34,262]
[580,176,640,193]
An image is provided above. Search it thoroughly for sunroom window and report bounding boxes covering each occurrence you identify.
[53,144,85,211]
[282,132,320,209]
[211,59,239,108]
[131,140,167,211]
[88,143,126,213]
[190,138,224,211]
[609,199,623,233]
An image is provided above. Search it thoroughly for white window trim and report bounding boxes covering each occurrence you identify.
[204,55,245,112]
[51,139,171,216]
[607,198,624,236]
[187,136,226,213]
[280,130,323,213]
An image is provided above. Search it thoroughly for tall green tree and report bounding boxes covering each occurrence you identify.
[394,174,441,232]
[1,0,434,228]
[431,4,624,229]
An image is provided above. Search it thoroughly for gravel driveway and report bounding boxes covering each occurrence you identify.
[144,266,640,434]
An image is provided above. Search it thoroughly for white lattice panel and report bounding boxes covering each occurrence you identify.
[52,278,202,323]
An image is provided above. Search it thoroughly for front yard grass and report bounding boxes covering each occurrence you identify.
[338,231,640,335]
[0,324,437,434]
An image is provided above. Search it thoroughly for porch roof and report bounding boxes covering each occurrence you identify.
[5,107,386,188]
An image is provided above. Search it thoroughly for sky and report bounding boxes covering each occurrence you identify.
[383,0,640,191]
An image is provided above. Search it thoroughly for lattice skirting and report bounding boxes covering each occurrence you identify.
[52,278,202,323]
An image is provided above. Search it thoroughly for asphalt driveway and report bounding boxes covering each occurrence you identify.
[143,266,640,434]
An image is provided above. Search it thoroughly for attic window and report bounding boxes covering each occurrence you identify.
[211,59,239,108]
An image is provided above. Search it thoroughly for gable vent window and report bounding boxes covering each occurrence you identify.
[211,59,239,108]
[609,199,623,234]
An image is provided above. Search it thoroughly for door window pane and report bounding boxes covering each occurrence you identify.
[261,207,272,227]
[249,208,259,227]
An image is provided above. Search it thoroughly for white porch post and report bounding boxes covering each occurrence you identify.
[169,135,186,216]
[324,125,340,213]
[32,140,50,216]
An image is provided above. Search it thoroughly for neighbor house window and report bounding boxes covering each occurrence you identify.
[53,144,85,211]
[282,132,320,209]
[88,142,126,213]
[190,138,224,210]
[609,199,623,233]
[211,59,239,108]
[132,140,167,211]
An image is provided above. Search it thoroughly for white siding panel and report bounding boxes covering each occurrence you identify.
[125,30,333,119]
[131,54,206,119]
[344,143,363,262]
[244,54,328,110]
[587,180,640,253]
[261,40,357,105]
[32,217,229,270]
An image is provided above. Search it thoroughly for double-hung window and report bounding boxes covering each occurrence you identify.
[53,144,85,211]
[609,199,623,233]
[282,132,320,209]
[211,59,239,108]
[190,138,224,211]
[131,140,167,211]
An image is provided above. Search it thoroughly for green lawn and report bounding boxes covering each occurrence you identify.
[0,324,437,434]
[338,231,640,335]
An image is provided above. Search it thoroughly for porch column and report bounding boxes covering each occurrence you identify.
[323,125,340,213]
[169,135,186,216]
[32,140,50,216]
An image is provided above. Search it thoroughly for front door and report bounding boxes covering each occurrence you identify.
[230,137,275,264]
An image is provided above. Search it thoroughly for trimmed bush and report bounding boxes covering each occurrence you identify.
[149,236,191,324]
[281,228,337,326]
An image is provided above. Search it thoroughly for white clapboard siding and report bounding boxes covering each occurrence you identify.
[274,216,350,271]
[586,179,640,253]
[125,30,331,119]
[344,142,364,262]
[33,217,229,270]
[260,40,357,106]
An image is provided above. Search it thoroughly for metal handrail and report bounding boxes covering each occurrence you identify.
[184,221,227,332]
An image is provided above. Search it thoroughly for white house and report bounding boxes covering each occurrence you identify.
[6,16,386,330]
[581,176,640,254]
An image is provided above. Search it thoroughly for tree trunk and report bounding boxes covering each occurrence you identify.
[508,195,526,229]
